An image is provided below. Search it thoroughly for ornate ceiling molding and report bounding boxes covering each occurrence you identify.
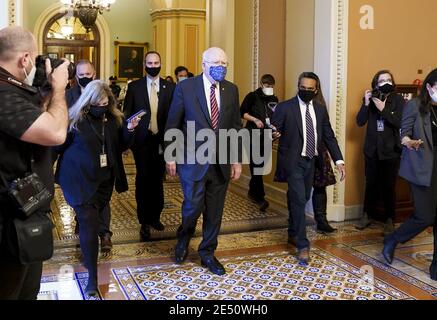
[151,8,206,21]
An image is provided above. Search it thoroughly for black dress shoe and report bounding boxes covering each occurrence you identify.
[140,225,151,242]
[174,239,190,264]
[259,200,270,212]
[150,221,165,231]
[382,235,398,265]
[201,257,226,276]
[430,261,437,281]
[316,222,337,234]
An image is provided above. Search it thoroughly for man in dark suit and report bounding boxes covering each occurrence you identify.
[124,51,175,241]
[66,60,96,108]
[165,47,242,275]
[272,72,346,265]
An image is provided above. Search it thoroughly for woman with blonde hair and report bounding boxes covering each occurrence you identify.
[54,80,140,296]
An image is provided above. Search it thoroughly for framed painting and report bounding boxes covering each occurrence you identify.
[114,41,149,81]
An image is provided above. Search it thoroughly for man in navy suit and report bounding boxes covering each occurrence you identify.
[272,72,346,265]
[124,51,175,241]
[165,47,242,275]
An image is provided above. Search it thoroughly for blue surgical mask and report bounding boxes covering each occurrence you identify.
[209,65,227,82]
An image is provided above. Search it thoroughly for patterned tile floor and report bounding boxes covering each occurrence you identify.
[40,223,437,300]
[39,153,437,300]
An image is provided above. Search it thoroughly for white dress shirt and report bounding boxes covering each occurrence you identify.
[298,96,345,166]
[298,96,318,158]
[202,73,221,118]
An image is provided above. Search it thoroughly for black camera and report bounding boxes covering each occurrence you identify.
[371,88,388,101]
[8,172,53,219]
[32,55,75,89]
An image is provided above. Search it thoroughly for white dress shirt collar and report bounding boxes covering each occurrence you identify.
[202,73,221,118]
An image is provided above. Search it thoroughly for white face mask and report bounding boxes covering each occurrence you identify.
[262,87,274,96]
[178,76,188,82]
[23,59,36,86]
[429,87,437,103]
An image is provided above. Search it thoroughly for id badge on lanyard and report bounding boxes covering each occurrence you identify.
[377,119,385,132]
[100,153,108,168]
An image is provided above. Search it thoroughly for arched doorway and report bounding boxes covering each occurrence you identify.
[43,12,100,77]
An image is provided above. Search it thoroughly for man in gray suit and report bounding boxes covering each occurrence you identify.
[383,69,437,281]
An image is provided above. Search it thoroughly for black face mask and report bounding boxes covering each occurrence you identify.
[88,105,108,118]
[145,66,161,78]
[298,89,317,104]
[78,76,93,88]
[378,83,394,94]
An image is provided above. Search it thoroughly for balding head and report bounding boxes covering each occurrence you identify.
[0,26,36,62]
[202,47,227,64]
[202,47,228,84]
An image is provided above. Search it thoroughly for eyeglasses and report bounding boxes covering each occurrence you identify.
[378,78,392,85]
[204,60,228,67]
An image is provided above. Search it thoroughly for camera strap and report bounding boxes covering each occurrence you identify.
[0,68,38,94]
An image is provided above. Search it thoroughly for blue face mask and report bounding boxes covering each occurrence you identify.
[209,65,227,82]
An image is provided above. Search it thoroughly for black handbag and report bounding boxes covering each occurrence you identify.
[5,210,54,264]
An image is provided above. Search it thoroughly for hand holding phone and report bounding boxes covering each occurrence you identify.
[127,109,147,123]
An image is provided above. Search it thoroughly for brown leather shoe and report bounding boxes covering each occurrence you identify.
[297,248,310,266]
[100,234,113,252]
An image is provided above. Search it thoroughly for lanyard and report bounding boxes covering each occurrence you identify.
[430,106,437,126]
[87,114,106,155]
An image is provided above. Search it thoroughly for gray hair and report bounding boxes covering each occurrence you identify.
[69,80,124,131]
[0,26,35,62]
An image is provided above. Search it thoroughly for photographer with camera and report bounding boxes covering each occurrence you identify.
[356,70,405,234]
[0,26,69,300]
[240,74,279,212]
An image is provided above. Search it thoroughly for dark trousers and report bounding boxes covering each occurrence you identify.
[74,204,109,286]
[132,134,165,226]
[392,151,437,260]
[74,205,111,236]
[74,178,114,285]
[0,211,44,300]
[248,132,266,201]
[178,165,229,259]
[287,156,315,250]
[312,186,328,222]
[0,258,43,300]
[364,156,400,221]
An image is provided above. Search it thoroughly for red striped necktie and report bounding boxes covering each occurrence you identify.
[210,84,219,130]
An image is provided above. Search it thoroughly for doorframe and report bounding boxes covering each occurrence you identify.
[42,12,101,76]
[34,2,111,81]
